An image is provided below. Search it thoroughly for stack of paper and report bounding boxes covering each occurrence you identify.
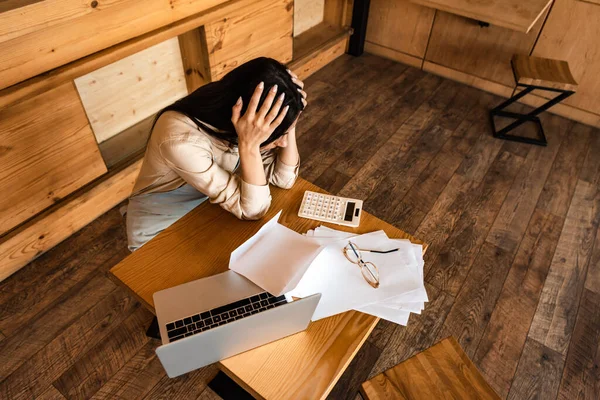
[287,226,427,325]
[229,212,427,326]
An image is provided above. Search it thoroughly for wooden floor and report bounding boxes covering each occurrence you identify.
[1,54,599,400]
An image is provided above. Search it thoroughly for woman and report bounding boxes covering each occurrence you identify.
[126,57,307,251]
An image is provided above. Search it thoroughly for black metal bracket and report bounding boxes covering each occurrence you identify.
[348,0,371,56]
[490,84,574,146]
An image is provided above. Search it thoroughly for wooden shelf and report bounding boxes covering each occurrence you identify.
[293,21,351,61]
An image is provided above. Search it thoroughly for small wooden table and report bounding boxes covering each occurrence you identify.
[109,178,426,399]
[408,0,553,33]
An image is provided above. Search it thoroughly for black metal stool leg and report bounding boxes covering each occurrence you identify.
[490,85,574,147]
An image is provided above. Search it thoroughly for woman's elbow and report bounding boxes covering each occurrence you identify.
[240,200,271,220]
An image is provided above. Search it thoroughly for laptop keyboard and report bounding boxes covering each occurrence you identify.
[165,292,288,342]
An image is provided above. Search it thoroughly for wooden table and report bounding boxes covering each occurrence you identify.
[109,178,426,399]
[408,0,553,33]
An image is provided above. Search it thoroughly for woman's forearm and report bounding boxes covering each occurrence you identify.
[239,144,268,186]
[278,130,299,166]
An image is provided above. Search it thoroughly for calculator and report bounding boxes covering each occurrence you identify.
[298,191,363,227]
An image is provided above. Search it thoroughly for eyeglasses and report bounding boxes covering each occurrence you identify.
[343,241,380,289]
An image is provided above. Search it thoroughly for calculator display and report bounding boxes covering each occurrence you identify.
[344,202,355,221]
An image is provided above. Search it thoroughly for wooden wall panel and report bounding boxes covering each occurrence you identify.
[178,28,212,93]
[74,38,188,144]
[530,0,600,115]
[203,0,294,80]
[366,0,435,59]
[0,82,107,234]
[425,10,548,87]
[0,159,142,282]
[295,0,325,36]
[0,0,230,90]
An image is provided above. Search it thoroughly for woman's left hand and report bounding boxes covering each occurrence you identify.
[287,69,307,109]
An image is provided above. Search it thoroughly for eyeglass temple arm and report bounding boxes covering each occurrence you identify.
[358,248,399,254]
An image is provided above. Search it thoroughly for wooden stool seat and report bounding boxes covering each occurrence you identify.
[360,337,500,400]
[511,54,578,92]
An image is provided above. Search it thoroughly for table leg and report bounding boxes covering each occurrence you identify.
[208,371,256,400]
[146,316,161,340]
[348,0,371,56]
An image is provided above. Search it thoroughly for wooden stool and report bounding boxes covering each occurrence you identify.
[490,54,578,146]
[360,337,500,400]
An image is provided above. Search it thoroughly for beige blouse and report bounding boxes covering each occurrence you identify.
[131,111,299,220]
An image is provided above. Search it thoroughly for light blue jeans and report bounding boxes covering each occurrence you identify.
[126,184,208,251]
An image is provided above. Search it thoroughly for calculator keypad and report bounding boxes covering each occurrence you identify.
[298,191,362,227]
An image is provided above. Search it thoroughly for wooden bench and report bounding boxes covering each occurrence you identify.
[360,337,500,400]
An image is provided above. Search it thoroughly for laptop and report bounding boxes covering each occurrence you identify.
[154,270,321,378]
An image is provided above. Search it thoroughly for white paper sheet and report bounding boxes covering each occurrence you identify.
[287,231,423,320]
[229,211,323,296]
[356,304,411,325]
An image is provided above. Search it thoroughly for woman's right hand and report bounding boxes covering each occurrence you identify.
[231,82,289,150]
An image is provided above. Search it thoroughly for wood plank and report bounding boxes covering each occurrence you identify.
[0,273,116,383]
[0,286,139,399]
[0,0,257,109]
[425,8,548,88]
[98,115,155,169]
[89,341,165,400]
[0,159,141,282]
[337,73,444,201]
[409,0,552,33]
[529,178,600,355]
[486,113,572,252]
[178,28,212,93]
[364,337,500,400]
[299,59,406,181]
[473,208,565,398]
[74,38,187,143]
[0,207,124,305]
[294,0,325,36]
[507,338,565,400]
[414,132,504,277]
[399,109,487,217]
[364,42,423,69]
[585,224,600,297]
[37,386,66,400]
[0,214,128,335]
[360,372,407,400]
[536,124,592,217]
[531,0,600,115]
[557,288,600,399]
[203,0,293,81]
[423,61,515,99]
[0,0,229,90]
[143,365,219,399]
[366,82,479,223]
[512,55,579,92]
[369,283,455,377]
[332,66,428,177]
[289,35,349,80]
[313,169,352,194]
[294,21,347,61]
[425,148,525,295]
[53,306,154,399]
[0,82,107,235]
[366,0,435,58]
